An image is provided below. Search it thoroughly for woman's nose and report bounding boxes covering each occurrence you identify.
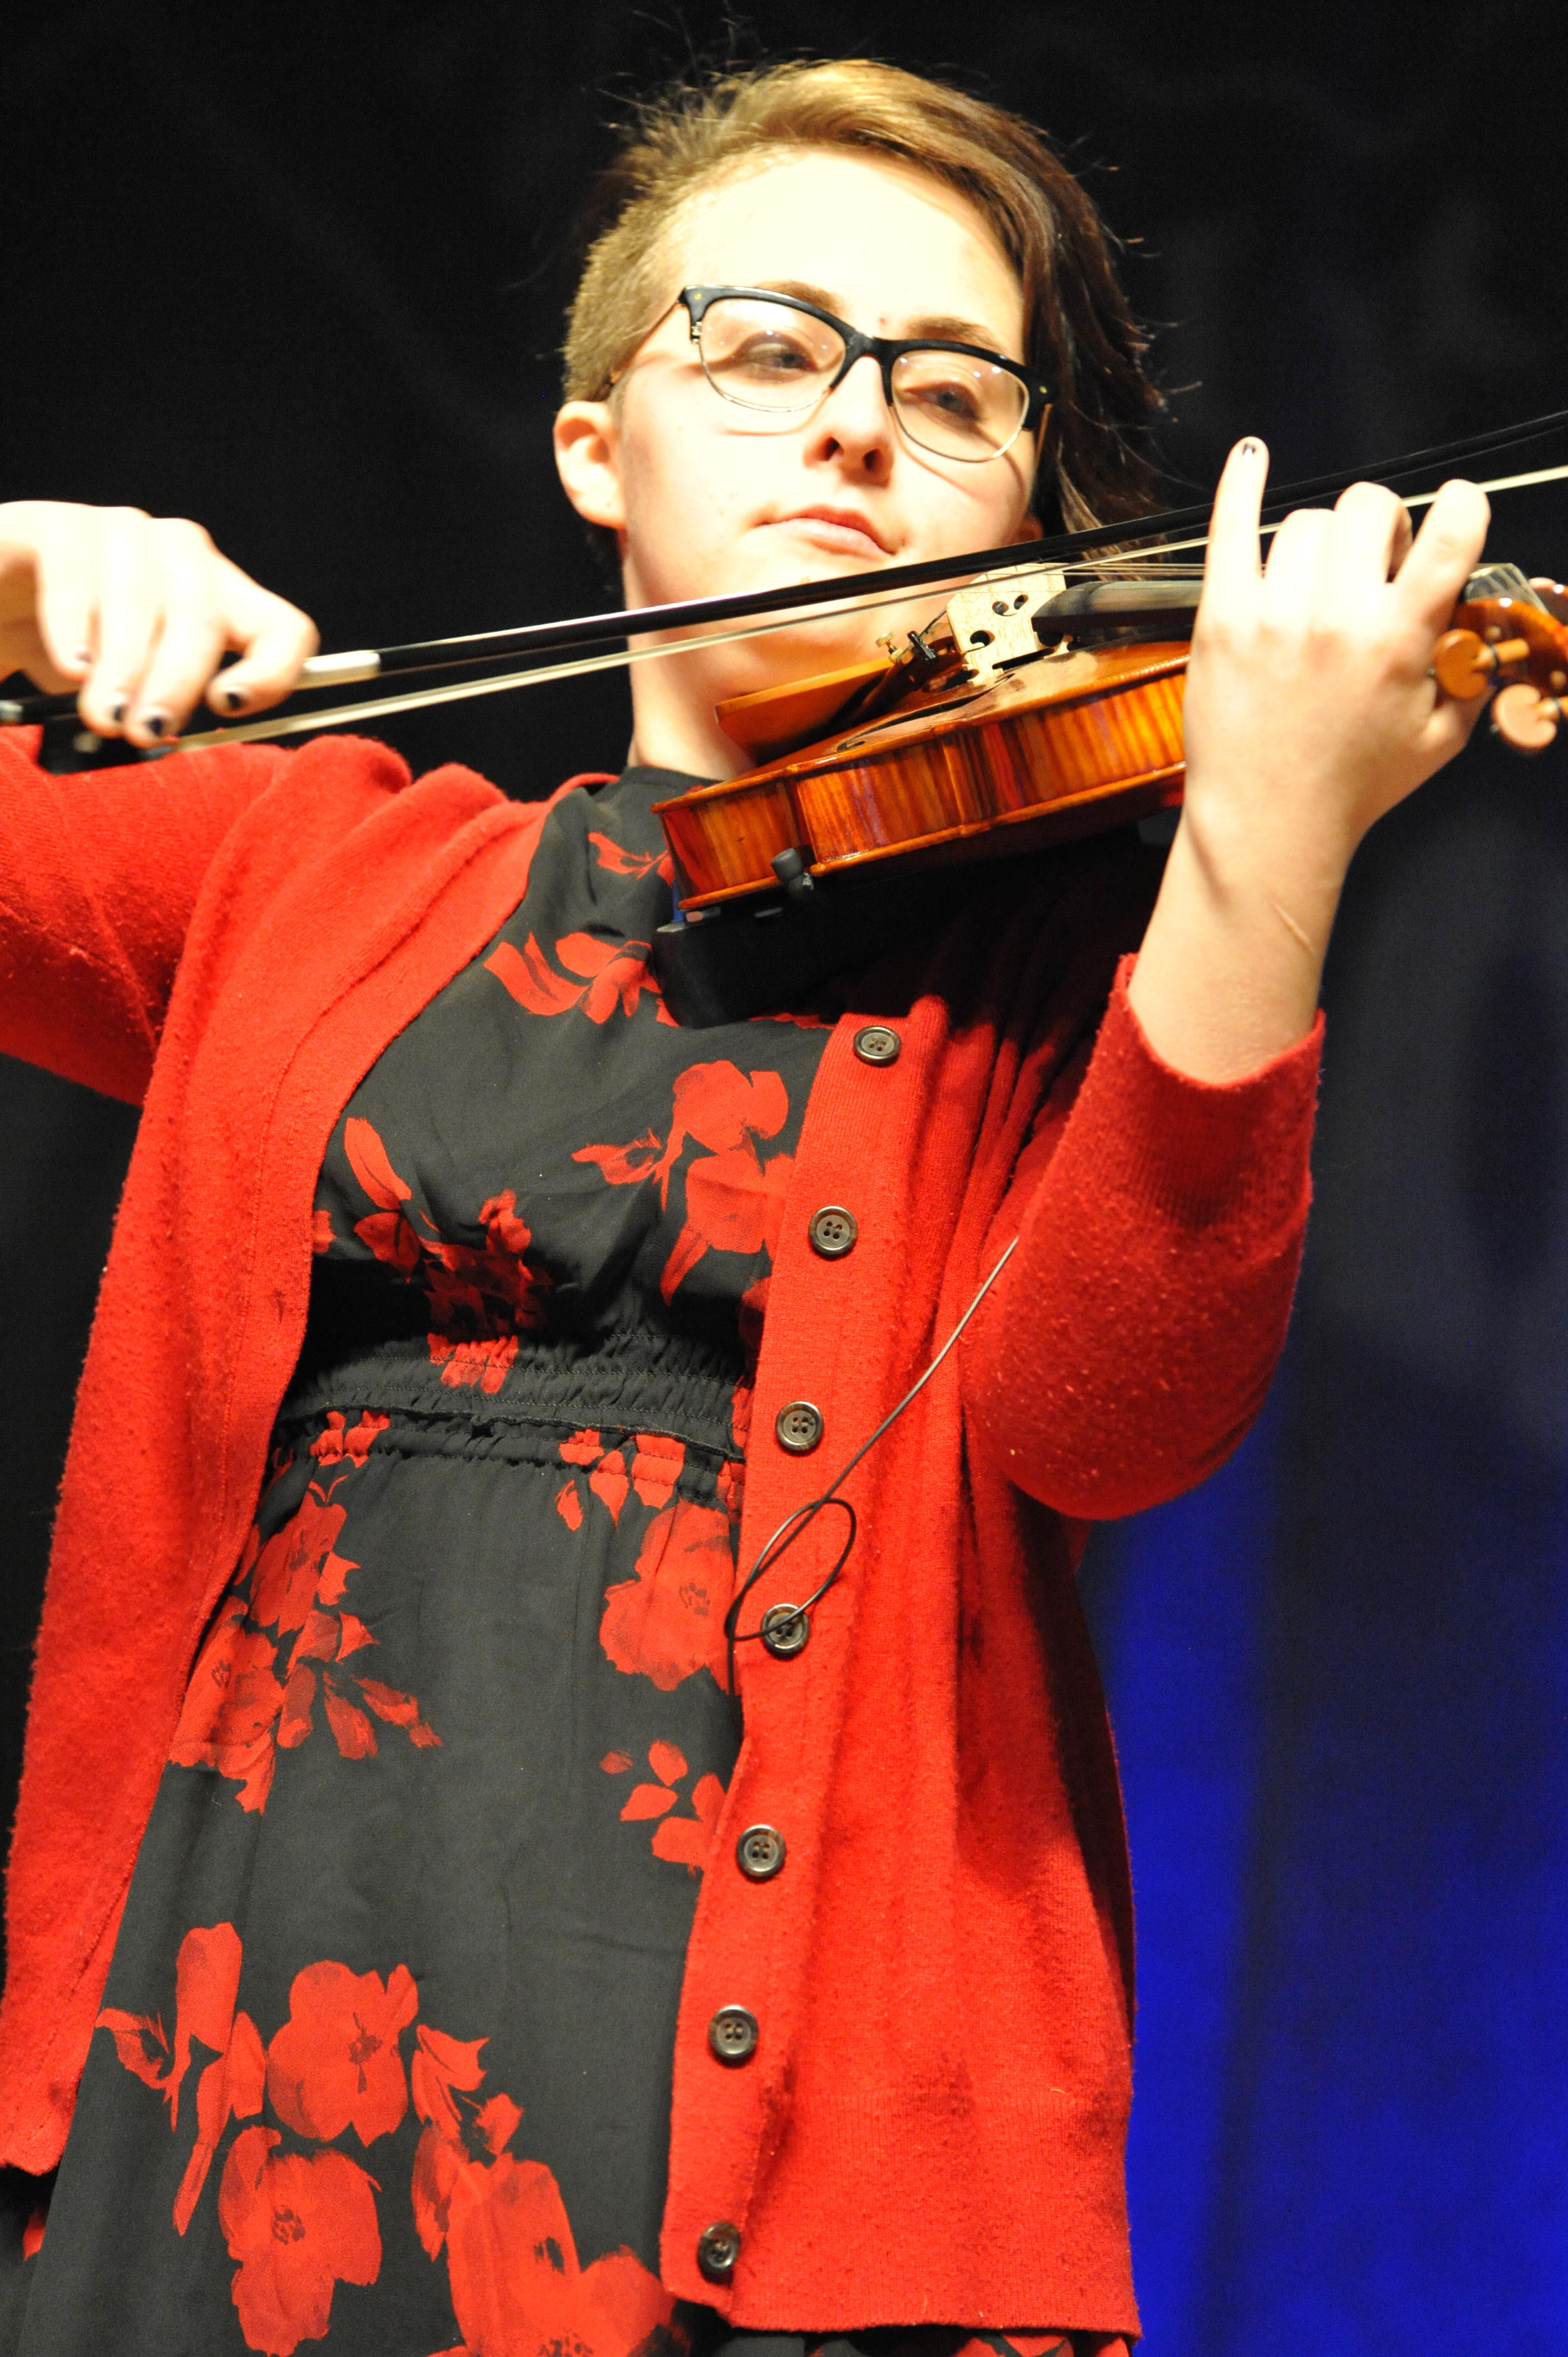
[805,353,896,474]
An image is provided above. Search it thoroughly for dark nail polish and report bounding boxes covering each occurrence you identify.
[110,699,127,725]
[224,687,246,713]
[143,712,167,739]
[1240,438,1261,459]
[74,649,95,670]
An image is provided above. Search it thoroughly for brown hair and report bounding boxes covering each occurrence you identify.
[562,57,1163,537]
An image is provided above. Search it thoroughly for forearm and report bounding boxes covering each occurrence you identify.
[966,969,1319,1519]
[1126,792,1346,1082]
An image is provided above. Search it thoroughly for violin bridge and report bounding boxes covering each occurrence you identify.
[945,568,1066,682]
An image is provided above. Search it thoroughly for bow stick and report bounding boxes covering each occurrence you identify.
[7,408,1568,750]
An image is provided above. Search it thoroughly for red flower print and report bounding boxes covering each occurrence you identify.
[308,1410,390,1468]
[602,1747,726,1874]
[598,1497,735,1691]
[572,1061,793,1301]
[443,2150,678,2357]
[651,1773,725,1872]
[589,1452,628,1523]
[170,1603,289,1811]
[345,1118,422,1275]
[251,1492,357,1637]
[172,1455,440,1807]
[97,1922,266,2231]
[555,1484,584,1530]
[428,1334,520,1392]
[321,1684,376,1758]
[341,1124,551,1370]
[219,2125,380,2357]
[344,1117,411,1211]
[421,1191,551,1345]
[587,828,673,884]
[619,1782,675,1821]
[266,1960,419,2147]
[310,1208,335,1254]
[408,2016,683,2357]
[357,1678,441,1746]
[411,2026,489,2145]
[485,930,675,1026]
[572,1130,664,1187]
[630,1434,685,1509]
[20,2209,44,2261]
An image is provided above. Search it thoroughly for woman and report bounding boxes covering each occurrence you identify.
[0,58,1487,2357]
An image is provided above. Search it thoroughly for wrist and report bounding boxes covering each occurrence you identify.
[1174,769,1354,958]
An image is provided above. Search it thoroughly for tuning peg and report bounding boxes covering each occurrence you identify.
[1490,682,1560,752]
[1529,577,1568,625]
[1433,627,1531,697]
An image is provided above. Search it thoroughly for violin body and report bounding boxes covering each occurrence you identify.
[655,637,1188,908]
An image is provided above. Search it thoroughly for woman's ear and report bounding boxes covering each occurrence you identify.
[554,400,627,532]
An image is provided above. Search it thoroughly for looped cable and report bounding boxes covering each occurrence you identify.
[722,1233,1019,1696]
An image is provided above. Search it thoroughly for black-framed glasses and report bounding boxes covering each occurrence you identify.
[678,285,1050,464]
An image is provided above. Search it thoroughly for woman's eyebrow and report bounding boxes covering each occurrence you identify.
[750,281,1013,353]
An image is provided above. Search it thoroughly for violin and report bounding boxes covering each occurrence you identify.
[644,559,1568,1021]
[7,409,1568,1023]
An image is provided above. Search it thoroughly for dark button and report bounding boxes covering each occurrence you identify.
[697,2221,742,2282]
[760,1602,810,1658]
[853,1023,901,1066]
[708,2004,760,2065]
[808,1205,858,1259]
[774,1399,823,1453]
[736,1824,787,1881]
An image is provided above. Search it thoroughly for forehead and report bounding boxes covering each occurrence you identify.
[669,148,1027,352]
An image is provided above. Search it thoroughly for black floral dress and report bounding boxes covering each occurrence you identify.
[0,767,1117,2357]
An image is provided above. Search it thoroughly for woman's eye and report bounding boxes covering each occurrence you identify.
[725,333,819,375]
[907,376,984,423]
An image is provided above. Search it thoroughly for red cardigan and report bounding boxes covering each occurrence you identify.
[0,726,1318,2336]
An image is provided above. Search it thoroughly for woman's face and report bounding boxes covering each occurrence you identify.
[555,149,1043,728]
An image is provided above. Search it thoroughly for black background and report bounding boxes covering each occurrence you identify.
[6,3,1568,2343]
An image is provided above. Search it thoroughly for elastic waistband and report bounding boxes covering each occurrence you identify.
[279,1326,741,1461]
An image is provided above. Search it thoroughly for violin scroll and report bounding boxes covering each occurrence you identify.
[1430,565,1568,753]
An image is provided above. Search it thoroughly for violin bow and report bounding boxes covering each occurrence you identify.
[7,408,1568,753]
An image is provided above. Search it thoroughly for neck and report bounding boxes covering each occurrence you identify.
[626,635,752,781]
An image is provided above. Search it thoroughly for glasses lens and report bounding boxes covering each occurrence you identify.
[890,349,1029,460]
[696,297,845,411]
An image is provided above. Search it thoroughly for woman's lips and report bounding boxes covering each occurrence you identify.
[770,510,891,558]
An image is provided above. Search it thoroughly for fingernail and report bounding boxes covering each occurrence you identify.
[223,686,246,713]
[1240,438,1262,459]
[142,711,168,739]
[110,698,127,725]
[74,649,95,671]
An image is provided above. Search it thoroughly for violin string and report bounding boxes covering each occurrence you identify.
[25,456,1568,755]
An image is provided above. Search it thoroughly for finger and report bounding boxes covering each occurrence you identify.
[28,508,104,688]
[79,509,163,735]
[1390,478,1491,636]
[1316,479,1414,604]
[1196,436,1268,626]
[1256,503,1333,608]
[126,519,225,739]
[208,564,318,714]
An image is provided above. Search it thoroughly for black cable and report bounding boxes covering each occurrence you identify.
[722,1234,1020,1695]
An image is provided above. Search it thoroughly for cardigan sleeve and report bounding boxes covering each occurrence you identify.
[0,725,292,1104]
[966,953,1321,1519]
